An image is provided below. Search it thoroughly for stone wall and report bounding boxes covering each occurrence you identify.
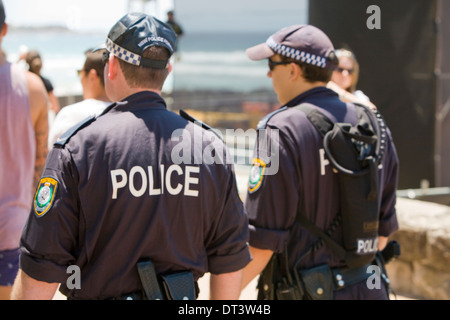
[386,198,450,300]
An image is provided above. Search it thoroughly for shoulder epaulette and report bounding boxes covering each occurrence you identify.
[53,102,118,148]
[53,115,96,148]
[257,106,288,130]
[179,109,224,142]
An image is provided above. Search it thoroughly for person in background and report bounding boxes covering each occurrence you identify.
[48,48,111,148]
[11,13,250,300]
[25,49,61,123]
[166,10,183,53]
[328,48,376,110]
[0,0,49,300]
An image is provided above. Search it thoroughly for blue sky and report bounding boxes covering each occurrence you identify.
[3,0,308,33]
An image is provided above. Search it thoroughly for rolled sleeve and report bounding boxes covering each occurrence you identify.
[378,213,399,237]
[245,127,298,254]
[206,166,252,275]
[208,245,252,275]
[249,224,290,253]
[19,250,68,283]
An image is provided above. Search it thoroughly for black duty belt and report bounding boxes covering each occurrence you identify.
[113,291,146,300]
[331,263,372,289]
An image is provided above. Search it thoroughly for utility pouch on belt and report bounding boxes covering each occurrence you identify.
[137,260,164,300]
[137,260,197,300]
[296,264,334,300]
[160,272,196,300]
[257,252,303,300]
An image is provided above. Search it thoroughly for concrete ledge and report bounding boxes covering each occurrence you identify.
[386,198,450,300]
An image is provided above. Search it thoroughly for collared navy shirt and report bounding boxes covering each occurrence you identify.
[245,86,399,283]
[20,91,251,299]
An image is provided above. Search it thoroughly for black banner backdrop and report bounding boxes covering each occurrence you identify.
[309,0,450,189]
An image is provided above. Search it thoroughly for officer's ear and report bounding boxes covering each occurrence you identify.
[107,54,119,80]
[289,62,302,81]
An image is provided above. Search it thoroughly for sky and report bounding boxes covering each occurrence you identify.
[3,0,309,33]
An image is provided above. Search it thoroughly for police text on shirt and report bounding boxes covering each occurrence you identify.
[111,165,200,199]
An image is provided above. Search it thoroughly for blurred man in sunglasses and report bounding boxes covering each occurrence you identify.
[47,49,110,148]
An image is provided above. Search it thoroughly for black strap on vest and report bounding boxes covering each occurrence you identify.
[296,214,347,259]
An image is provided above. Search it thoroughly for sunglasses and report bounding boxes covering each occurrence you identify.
[268,59,292,71]
[102,51,110,66]
[335,67,354,74]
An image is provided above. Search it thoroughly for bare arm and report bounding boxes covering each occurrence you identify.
[210,270,243,300]
[242,246,273,290]
[378,236,388,251]
[48,90,61,114]
[327,81,377,111]
[27,71,49,189]
[10,269,59,300]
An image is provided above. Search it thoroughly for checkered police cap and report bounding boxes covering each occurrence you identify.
[246,24,338,70]
[94,13,177,69]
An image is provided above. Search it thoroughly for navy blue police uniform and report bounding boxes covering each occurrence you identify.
[245,86,399,299]
[19,90,251,299]
[19,12,251,300]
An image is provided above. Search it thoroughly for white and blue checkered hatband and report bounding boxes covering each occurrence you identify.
[266,37,328,68]
[106,38,142,66]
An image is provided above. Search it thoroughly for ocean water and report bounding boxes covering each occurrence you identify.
[3,29,273,96]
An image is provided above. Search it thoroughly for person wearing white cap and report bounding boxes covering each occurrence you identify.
[241,25,400,300]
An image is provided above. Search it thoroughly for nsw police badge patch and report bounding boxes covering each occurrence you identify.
[248,158,266,194]
[34,177,58,217]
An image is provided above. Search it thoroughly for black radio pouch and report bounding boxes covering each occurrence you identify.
[257,248,304,300]
[295,264,334,300]
[275,277,303,300]
[160,271,197,300]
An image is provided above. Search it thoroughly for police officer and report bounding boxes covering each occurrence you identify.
[240,25,399,300]
[11,13,251,300]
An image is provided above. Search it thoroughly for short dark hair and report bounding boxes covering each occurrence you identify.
[281,56,334,83]
[83,49,106,87]
[118,46,170,90]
